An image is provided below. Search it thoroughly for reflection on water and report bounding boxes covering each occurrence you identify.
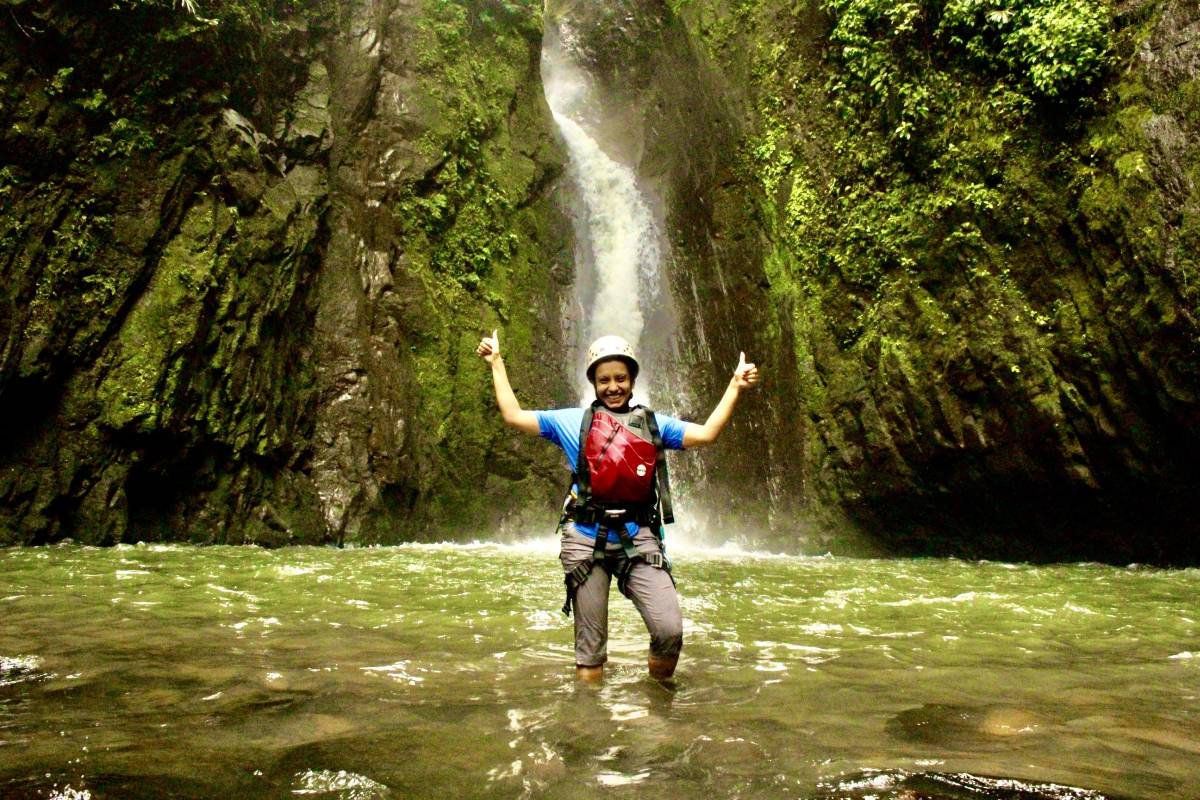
[0,542,1197,798]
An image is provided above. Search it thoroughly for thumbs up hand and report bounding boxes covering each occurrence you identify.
[476,329,501,364]
[733,351,759,389]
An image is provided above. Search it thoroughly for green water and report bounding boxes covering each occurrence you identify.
[0,542,1196,799]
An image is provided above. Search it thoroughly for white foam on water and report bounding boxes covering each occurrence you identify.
[360,661,425,685]
[596,770,651,787]
[393,538,558,556]
[524,609,561,631]
[666,539,805,560]
[387,535,828,564]
[291,769,389,798]
[274,564,324,577]
[0,654,43,673]
[879,591,1005,606]
[206,584,263,602]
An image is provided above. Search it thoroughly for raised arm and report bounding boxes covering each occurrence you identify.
[682,352,760,449]
[476,330,541,436]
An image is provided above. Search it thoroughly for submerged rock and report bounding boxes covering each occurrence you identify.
[818,769,1122,799]
[290,769,392,800]
[0,654,51,687]
[887,704,1044,746]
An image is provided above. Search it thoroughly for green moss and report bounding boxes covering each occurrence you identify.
[19,193,123,372]
[663,0,1199,550]
[97,196,230,431]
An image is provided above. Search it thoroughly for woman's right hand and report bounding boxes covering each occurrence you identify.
[732,351,759,389]
[476,329,501,364]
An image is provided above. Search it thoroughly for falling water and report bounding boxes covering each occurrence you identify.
[538,14,725,545]
[540,20,668,405]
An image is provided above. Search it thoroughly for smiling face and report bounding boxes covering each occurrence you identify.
[591,358,635,411]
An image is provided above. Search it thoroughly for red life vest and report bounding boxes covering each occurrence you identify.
[583,409,658,504]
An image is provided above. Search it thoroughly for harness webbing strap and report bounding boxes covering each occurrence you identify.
[614,525,639,560]
[572,403,597,507]
[613,526,640,598]
[561,521,610,616]
[643,410,674,525]
[561,522,673,616]
[559,531,607,616]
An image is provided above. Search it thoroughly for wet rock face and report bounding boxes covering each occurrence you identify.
[887,704,1043,746]
[2,0,1197,559]
[303,0,573,543]
[661,0,1200,562]
[0,0,570,545]
[0,1,329,545]
[1139,0,1200,84]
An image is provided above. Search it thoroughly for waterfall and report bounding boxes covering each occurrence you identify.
[540,12,717,545]
[540,22,668,406]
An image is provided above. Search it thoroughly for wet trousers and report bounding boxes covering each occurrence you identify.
[559,523,683,668]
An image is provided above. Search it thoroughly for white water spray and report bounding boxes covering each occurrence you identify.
[539,17,734,548]
[540,24,666,405]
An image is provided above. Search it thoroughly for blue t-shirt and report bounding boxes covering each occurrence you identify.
[536,407,688,542]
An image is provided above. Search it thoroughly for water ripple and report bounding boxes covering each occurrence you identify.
[1,544,1196,799]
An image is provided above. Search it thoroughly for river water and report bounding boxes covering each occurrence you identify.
[1,542,1196,799]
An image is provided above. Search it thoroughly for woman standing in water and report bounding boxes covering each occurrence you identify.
[476,330,759,681]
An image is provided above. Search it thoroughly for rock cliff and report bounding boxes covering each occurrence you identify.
[663,0,1200,561]
[2,0,1197,563]
[1,0,572,545]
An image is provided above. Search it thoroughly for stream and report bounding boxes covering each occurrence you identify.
[1,542,1196,798]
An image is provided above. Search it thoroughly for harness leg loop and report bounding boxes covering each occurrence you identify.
[561,522,610,616]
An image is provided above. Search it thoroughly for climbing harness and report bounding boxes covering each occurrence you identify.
[561,400,675,616]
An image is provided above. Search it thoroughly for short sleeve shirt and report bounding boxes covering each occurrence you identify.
[536,407,688,542]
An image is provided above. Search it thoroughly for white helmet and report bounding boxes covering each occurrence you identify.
[585,335,639,380]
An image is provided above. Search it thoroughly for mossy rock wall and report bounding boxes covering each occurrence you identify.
[3,0,1198,562]
[0,0,573,545]
[659,0,1200,561]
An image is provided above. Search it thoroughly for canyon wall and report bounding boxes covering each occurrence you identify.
[2,0,1197,564]
[0,0,573,545]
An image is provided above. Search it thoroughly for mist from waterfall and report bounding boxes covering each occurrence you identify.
[540,22,667,406]
[539,15,722,546]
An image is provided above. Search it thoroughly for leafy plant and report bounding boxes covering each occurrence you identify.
[823,0,1113,143]
[46,67,75,97]
[938,0,1110,98]
[90,118,156,159]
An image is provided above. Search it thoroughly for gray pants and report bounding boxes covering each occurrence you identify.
[559,523,683,667]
